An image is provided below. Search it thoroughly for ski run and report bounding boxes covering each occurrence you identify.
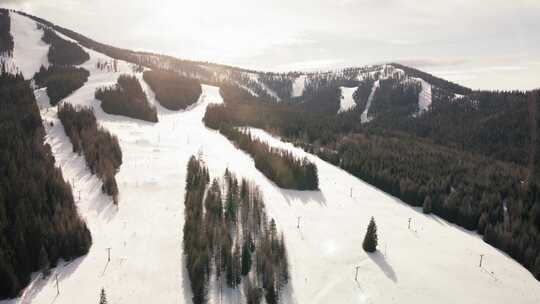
[338,86,358,113]
[2,11,540,304]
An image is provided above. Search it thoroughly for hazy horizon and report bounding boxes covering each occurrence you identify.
[3,0,539,90]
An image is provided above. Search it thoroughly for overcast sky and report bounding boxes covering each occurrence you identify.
[3,0,539,90]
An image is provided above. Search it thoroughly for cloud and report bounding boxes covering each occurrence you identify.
[1,0,539,90]
[273,59,344,72]
[395,58,469,69]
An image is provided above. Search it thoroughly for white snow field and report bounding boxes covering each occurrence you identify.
[416,78,433,113]
[292,75,306,98]
[9,12,49,79]
[338,86,358,113]
[361,80,379,123]
[3,12,540,304]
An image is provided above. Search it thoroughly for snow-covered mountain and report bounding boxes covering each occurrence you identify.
[1,10,540,304]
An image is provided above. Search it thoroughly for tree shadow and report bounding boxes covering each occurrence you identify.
[180,256,194,304]
[368,251,397,283]
[6,256,87,304]
[280,280,299,304]
[281,189,327,207]
[100,261,110,277]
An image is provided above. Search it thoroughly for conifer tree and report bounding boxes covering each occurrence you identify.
[241,239,252,276]
[363,217,378,253]
[423,195,432,214]
[99,288,107,304]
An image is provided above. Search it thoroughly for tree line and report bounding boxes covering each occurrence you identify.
[38,24,89,66]
[142,69,202,111]
[0,9,13,56]
[183,156,289,304]
[95,74,158,122]
[34,65,89,105]
[0,68,91,299]
[204,103,318,190]
[58,103,122,204]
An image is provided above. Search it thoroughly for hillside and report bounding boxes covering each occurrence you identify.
[0,9,540,304]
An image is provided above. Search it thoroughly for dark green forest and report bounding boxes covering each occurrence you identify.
[0,9,13,56]
[58,104,122,204]
[142,69,202,111]
[0,69,91,299]
[183,156,289,304]
[39,25,89,66]
[34,65,89,105]
[96,74,158,122]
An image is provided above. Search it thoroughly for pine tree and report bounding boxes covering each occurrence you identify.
[422,195,432,214]
[241,238,252,276]
[362,217,378,253]
[99,288,107,304]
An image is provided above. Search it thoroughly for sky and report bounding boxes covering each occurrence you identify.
[2,0,539,90]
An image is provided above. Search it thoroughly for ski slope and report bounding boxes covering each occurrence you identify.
[292,75,306,98]
[3,12,540,304]
[361,80,379,123]
[416,78,432,113]
[338,86,358,113]
[9,12,49,79]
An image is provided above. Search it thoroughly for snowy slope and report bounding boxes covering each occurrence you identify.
[9,12,49,79]
[3,12,540,304]
[338,86,358,113]
[292,75,306,98]
[245,128,540,304]
[246,72,281,101]
[361,80,379,123]
[416,78,432,113]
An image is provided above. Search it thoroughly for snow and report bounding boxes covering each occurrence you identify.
[3,17,540,304]
[245,72,281,101]
[244,128,540,304]
[416,78,432,113]
[361,80,379,123]
[8,12,49,79]
[338,86,358,113]
[292,75,306,97]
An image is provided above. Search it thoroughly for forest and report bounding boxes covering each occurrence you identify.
[39,25,89,66]
[95,74,158,122]
[183,156,289,304]
[390,63,472,96]
[352,77,375,114]
[368,77,421,118]
[371,90,537,173]
[204,87,319,190]
[142,69,202,111]
[0,9,13,56]
[0,68,92,299]
[34,65,89,105]
[58,103,122,204]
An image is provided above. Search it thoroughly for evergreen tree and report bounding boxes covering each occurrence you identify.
[241,238,252,276]
[422,195,432,214]
[99,288,107,304]
[363,217,378,253]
